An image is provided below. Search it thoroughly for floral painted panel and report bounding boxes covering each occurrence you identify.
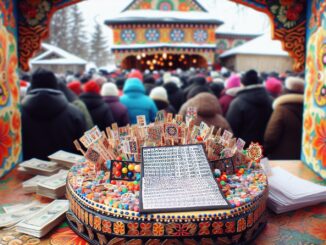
[302,0,326,179]
[0,0,21,178]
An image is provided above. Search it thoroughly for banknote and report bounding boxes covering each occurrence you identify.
[20,159,60,176]
[22,175,48,193]
[37,170,68,190]
[48,150,84,168]
[16,200,69,238]
[3,201,40,213]
[0,202,46,227]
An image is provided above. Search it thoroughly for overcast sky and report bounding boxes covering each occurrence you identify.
[76,0,269,44]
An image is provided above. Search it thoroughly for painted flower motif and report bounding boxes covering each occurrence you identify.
[127,223,139,235]
[140,2,151,9]
[178,2,189,11]
[312,119,326,166]
[153,222,164,236]
[145,29,160,42]
[165,223,197,236]
[11,111,20,131]
[113,221,125,235]
[198,222,210,235]
[193,30,208,43]
[304,114,313,132]
[212,221,223,235]
[0,118,12,166]
[170,29,185,42]
[102,220,112,233]
[140,223,152,236]
[286,8,300,21]
[121,29,136,43]
[237,218,246,232]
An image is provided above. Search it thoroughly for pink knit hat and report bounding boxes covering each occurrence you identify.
[265,77,283,95]
[226,75,241,89]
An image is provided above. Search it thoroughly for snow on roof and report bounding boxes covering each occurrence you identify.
[216,24,263,36]
[30,43,87,65]
[105,10,223,25]
[111,43,216,50]
[220,34,289,58]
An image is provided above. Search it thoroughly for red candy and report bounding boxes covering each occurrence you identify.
[134,185,140,191]
[116,163,122,171]
[116,156,122,161]
[111,180,117,185]
[115,171,121,177]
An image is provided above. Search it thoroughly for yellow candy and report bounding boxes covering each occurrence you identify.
[128,164,134,171]
[122,167,128,174]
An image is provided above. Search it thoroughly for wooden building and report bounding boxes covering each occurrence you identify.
[219,34,294,73]
[105,0,223,70]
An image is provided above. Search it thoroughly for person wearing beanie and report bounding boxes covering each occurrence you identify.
[80,80,114,131]
[67,80,83,96]
[101,83,130,127]
[264,77,305,160]
[226,69,273,146]
[149,87,176,114]
[179,93,231,132]
[219,74,242,115]
[128,70,143,82]
[265,77,283,98]
[143,75,156,95]
[209,82,224,99]
[120,78,158,124]
[163,77,185,112]
[183,75,207,98]
[21,68,87,160]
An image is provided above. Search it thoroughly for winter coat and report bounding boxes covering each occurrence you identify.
[226,85,273,146]
[72,99,94,129]
[179,92,231,131]
[264,94,304,160]
[80,92,114,131]
[163,82,185,112]
[103,96,130,127]
[120,78,158,124]
[219,87,242,116]
[153,99,176,114]
[21,89,87,160]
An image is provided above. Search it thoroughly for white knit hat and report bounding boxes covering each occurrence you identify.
[100,82,119,97]
[150,87,168,103]
[285,77,304,93]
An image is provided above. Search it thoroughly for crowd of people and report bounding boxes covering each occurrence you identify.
[20,66,305,161]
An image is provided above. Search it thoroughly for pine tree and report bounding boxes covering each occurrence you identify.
[48,8,72,50]
[89,22,110,67]
[68,5,89,59]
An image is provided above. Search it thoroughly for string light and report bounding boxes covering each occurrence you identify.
[137,55,141,60]
[142,53,146,57]
[163,53,167,59]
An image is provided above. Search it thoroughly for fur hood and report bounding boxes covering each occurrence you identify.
[273,94,304,109]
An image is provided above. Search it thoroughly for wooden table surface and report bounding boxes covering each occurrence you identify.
[0,161,325,245]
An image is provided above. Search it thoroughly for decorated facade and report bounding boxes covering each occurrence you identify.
[216,31,259,55]
[105,0,223,70]
[0,0,325,180]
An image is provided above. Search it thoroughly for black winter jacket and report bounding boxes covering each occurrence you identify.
[22,89,87,160]
[226,85,273,146]
[79,92,114,131]
[163,82,185,112]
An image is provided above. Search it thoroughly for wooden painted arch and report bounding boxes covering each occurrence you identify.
[18,0,306,72]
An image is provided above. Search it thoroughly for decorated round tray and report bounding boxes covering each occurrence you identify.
[66,161,267,245]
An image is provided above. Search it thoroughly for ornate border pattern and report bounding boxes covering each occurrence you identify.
[66,184,268,243]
